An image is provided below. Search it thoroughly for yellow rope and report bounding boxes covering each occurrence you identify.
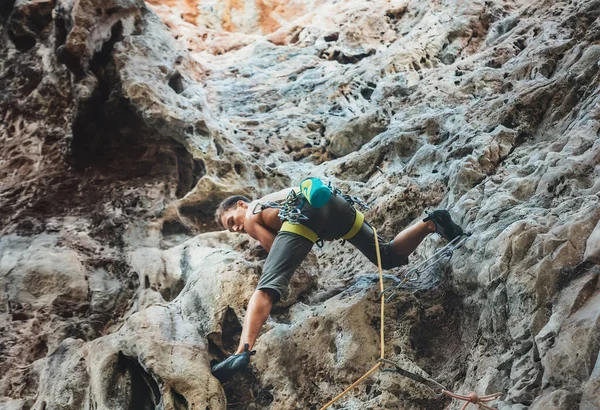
[375,227,384,359]
[318,228,502,410]
[319,227,385,410]
[319,362,382,409]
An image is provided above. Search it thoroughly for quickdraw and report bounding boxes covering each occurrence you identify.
[380,232,471,302]
[252,189,309,224]
[252,183,370,225]
[332,186,370,212]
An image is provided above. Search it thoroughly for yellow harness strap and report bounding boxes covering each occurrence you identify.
[341,210,365,240]
[281,210,364,243]
[280,189,364,243]
[280,221,318,243]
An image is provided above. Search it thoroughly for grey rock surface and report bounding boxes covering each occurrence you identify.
[1,0,599,409]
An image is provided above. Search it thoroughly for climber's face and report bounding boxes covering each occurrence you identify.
[221,201,248,233]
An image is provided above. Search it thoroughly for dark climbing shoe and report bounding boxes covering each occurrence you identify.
[211,344,256,383]
[423,210,464,242]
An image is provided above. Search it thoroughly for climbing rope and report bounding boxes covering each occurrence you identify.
[319,227,386,410]
[378,358,503,409]
[319,228,501,410]
[442,390,503,410]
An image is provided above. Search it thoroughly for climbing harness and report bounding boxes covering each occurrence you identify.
[280,222,320,244]
[252,179,370,247]
[341,209,365,240]
[380,232,472,302]
[319,228,501,410]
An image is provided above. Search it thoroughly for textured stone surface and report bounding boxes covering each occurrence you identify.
[580,353,600,410]
[529,389,580,410]
[1,0,600,408]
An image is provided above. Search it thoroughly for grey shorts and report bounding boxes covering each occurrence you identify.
[257,193,409,302]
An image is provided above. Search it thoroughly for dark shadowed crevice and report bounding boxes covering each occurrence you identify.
[207,332,223,359]
[106,7,121,17]
[7,28,36,50]
[69,19,172,178]
[221,307,243,353]
[70,82,111,169]
[234,163,242,175]
[213,140,224,156]
[171,388,189,410]
[0,0,16,19]
[211,321,276,410]
[386,7,407,21]
[501,111,518,129]
[192,158,206,185]
[56,44,84,77]
[556,262,599,294]
[175,147,206,198]
[206,307,243,361]
[323,32,338,42]
[125,353,161,410]
[318,48,376,64]
[7,15,36,51]
[111,352,161,410]
[160,276,185,302]
[168,71,185,94]
[405,285,479,410]
[70,21,124,170]
[361,86,375,100]
[54,15,68,50]
[222,375,275,410]
[90,21,123,70]
[7,0,55,51]
[55,13,84,76]
[178,197,222,232]
[32,338,48,361]
[162,219,192,236]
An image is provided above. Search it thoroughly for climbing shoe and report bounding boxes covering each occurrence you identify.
[211,344,256,383]
[423,210,464,242]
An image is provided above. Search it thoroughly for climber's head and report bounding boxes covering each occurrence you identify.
[215,195,251,233]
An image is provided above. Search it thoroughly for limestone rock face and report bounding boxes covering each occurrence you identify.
[1,0,600,409]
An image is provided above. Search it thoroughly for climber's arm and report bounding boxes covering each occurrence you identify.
[245,220,276,252]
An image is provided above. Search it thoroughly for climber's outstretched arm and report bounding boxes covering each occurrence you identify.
[245,222,276,252]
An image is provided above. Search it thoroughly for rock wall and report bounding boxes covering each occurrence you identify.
[0,0,599,409]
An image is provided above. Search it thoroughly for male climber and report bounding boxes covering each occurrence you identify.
[211,181,464,382]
